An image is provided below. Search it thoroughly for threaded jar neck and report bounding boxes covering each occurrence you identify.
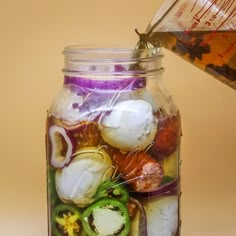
[62,46,164,90]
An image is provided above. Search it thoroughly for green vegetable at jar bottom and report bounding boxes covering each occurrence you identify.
[82,198,130,236]
[52,204,82,236]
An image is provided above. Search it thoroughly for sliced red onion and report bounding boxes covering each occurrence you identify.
[130,179,179,199]
[49,125,73,168]
[130,197,147,236]
[64,76,146,91]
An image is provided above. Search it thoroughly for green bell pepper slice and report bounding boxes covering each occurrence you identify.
[52,204,82,236]
[95,180,129,203]
[82,198,130,236]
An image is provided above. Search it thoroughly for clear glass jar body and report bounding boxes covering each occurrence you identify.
[46,47,181,236]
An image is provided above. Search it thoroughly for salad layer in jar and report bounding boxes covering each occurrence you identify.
[46,75,181,236]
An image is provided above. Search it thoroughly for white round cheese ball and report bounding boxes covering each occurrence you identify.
[55,147,113,207]
[101,100,157,151]
[50,87,83,123]
[144,196,179,236]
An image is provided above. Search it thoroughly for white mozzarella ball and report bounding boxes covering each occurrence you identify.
[101,100,157,151]
[55,147,112,207]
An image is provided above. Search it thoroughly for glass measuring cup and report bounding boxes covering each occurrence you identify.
[137,0,236,89]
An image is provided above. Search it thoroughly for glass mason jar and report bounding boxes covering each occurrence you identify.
[46,46,182,236]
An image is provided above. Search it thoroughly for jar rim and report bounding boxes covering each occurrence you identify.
[63,45,163,62]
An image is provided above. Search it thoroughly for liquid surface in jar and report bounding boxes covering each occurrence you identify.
[148,31,236,89]
[46,86,182,236]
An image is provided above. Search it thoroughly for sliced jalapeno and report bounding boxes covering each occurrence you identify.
[52,204,82,236]
[82,198,130,236]
[95,180,129,203]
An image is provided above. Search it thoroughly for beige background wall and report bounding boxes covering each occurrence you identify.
[0,0,235,235]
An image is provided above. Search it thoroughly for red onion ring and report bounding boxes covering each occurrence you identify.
[130,197,147,236]
[64,76,146,90]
